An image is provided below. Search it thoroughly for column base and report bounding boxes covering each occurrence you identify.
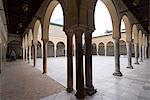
[42,72,47,74]
[139,60,143,62]
[113,71,123,77]
[134,62,139,64]
[66,88,73,93]
[85,87,97,96]
[75,90,85,99]
[126,65,134,69]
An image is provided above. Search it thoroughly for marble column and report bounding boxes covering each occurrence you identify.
[113,38,122,76]
[126,41,133,69]
[134,43,139,64]
[145,46,148,59]
[66,34,73,92]
[142,45,145,60]
[42,39,48,74]
[23,48,25,60]
[139,45,143,62]
[0,43,2,74]
[75,32,85,98]
[105,45,107,56]
[28,46,31,64]
[25,48,28,61]
[33,45,37,67]
[85,31,97,96]
[54,44,56,57]
[96,45,99,55]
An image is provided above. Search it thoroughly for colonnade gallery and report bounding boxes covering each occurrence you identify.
[1,0,149,99]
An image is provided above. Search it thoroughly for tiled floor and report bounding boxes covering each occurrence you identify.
[32,56,150,100]
[1,60,64,100]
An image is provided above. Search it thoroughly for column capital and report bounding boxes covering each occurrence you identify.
[85,29,94,34]
[112,37,120,41]
[64,29,74,38]
[126,41,132,43]
[28,44,32,47]
[33,41,38,46]
[42,39,49,44]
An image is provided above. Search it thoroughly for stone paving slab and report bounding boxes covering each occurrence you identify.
[1,60,65,100]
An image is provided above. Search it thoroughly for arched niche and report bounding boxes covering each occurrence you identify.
[7,40,22,59]
[56,42,65,57]
[106,41,114,56]
[92,43,97,55]
[47,41,55,57]
[119,40,127,55]
[98,42,105,55]
[37,41,42,58]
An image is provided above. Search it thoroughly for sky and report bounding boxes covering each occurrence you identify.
[50,1,125,37]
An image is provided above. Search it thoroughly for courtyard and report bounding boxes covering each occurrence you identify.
[31,56,150,100]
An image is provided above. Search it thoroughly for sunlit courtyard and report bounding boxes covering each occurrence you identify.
[30,56,150,100]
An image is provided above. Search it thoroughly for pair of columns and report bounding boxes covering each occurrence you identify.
[23,47,28,61]
[32,39,48,74]
[134,43,148,64]
[23,46,32,64]
[66,30,96,98]
[139,44,148,62]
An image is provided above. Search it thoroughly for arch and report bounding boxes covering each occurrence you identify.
[121,15,132,42]
[43,0,64,40]
[139,30,143,46]
[98,42,105,55]
[91,0,120,38]
[132,24,139,44]
[28,29,33,46]
[119,40,127,55]
[37,41,42,58]
[47,41,55,57]
[7,40,22,59]
[56,42,65,57]
[33,20,42,44]
[92,43,97,55]
[106,41,114,56]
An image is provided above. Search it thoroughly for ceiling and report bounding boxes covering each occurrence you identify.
[2,0,150,35]
[122,0,149,33]
[2,0,43,34]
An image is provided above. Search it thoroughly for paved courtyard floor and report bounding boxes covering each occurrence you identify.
[32,56,150,100]
[1,56,150,100]
[1,60,64,100]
